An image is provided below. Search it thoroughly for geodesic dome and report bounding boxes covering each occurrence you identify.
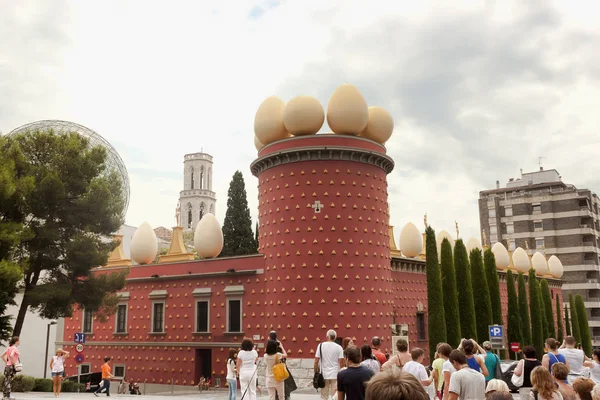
[7,120,130,213]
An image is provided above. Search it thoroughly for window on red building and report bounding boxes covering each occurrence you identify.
[82,309,93,334]
[416,312,426,341]
[228,300,241,333]
[196,301,209,333]
[116,304,127,333]
[80,364,90,374]
[152,303,164,333]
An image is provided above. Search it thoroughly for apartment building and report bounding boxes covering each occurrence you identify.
[479,168,600,345]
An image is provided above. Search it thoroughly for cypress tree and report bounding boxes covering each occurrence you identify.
[506,270,522,359]
[221,171,257,257]
[528,270,545,359]
[454,239,477,340]
[470,249,492,345]
[440,238,461,348]
[484,249,503,325]
[255,222,259,250]
[556,294,564,343]
[569,294,582,345]
[425,226,447,358]
[518,273,532,345]
[540,288,549,340]
[540,280,556,339]
[575,294,592,356]
[565,305,571,336]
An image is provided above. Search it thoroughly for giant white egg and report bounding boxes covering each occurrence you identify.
[254,96,290,145]
[359,106,394,144]
[399,222,422,258]
[283,96,324,136]
[466,237,482,255]
[194,213,223,258]
[326,84,369,135]
[130,222,158,265]
[548,255,564,279]
[512,247,530,273]
[532,252,549,276]
[492,242,509,270]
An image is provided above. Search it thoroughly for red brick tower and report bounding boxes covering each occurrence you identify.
[251,134,395,357]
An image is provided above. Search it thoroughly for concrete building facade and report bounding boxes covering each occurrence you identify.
[479,168,600,345]
[179,152,216,230]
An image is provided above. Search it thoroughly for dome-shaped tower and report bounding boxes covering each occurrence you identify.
[251,134,395,356]
[179,152,216,230]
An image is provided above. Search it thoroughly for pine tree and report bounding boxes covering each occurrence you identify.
[484,249,503,325]
[470,249,492,345]
[425,226,447,358]
[518,273,532,345]
[556,294,564,343]
[528,270,545,359]
[569,294,582,345]
[575,294,592,356]
[221,171,257,257]
[565,305,571,336]
[255,222,259,250]
[540,280,556,339]
[454,239,477,340]
[440,238,461,347]
[506,270,522,359]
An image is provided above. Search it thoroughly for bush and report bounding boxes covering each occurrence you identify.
[61,380,85,393]
[33,378,53,392]
[1,375,36,392]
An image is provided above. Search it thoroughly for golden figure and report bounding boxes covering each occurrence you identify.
[424,213,428,229]
[455,221,459,239]
[175,201,181,226]
[482,229,487,247]
[525,240,530,251]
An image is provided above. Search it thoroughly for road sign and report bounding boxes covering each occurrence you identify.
[76,344,84,353]
[510,342,521,352]
[74,332,86,343]
[489,325,504,338]
[75,354,85,363]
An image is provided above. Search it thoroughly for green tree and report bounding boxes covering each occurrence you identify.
[221,171,257,257]
[1,131,127,336]
[569,294,582,345]
[255,222,259,250]
[565,305,571,336]
[484,249,503,325]
[539,287,549,340]
[556,294,564,343]
[528,270,544,359]
[506,270,522,359]
[470,249,492,344]
[454,239,477,340]
[518,273,532,345]
[575,294,592,356]
[440,238,461,347]
[540,280,556,339]
[425,226,447,357]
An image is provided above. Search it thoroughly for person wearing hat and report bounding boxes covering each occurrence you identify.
[482,341,501,383]
[50,348,70,397]
[94,357,114,397]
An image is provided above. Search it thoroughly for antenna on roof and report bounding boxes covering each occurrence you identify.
[538,156,545,171]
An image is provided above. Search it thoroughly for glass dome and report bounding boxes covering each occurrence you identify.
[7,120,130,213]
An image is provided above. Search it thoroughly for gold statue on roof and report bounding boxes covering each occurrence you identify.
[482,229,487,247]
[424,213,428,229]
[455,221,459,239]
[175,201,181,226]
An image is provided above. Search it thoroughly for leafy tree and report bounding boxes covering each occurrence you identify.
[575,294,592,356]
[528,270,544,359]
[1,130,127,336]
[556,294,564,343]
[454,239,477,340]
[470,249,492,345]
[440,238,461,348]
[518,273,532,345]
[569,294,582,345]
[221,171,257,257]
[425,226,447,358]
[565,305,571,336]
[484,249,503,325]
[506,270,522,359]
[540,280,556,339]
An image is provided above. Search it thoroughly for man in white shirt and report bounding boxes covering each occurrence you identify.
[448,349,486,400]
[402,348,433,387]
[559,336,588,384]
[314,329,344,400]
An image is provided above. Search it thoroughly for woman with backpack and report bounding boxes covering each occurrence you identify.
[482,341,501,383]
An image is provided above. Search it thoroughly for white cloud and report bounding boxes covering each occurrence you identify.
[1,0,599,244]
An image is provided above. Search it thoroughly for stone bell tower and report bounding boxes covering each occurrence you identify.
[179,151,216,230]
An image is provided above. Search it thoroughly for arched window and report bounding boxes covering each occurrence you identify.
[209,204,214,214]
[200,166,205,190]
[207,168,211,190]
[190,168,195,190]
[187,203,193,228]
[199,202,205,221]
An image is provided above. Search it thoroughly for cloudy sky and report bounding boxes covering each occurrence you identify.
[1,0,599,243]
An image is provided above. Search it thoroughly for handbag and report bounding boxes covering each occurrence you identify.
[511,360,524,387]
[494,354,502,380]
[313,344,325,389]
[273,355,289,382]
[13,361,23,373]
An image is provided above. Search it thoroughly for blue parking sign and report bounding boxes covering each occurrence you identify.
[489,325,503,338]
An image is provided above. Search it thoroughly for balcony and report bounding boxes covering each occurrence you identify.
[563,282,600,290]
[564,264,600,272]
[588,317,600,327]
[180,189,216,199]
[584,301,600,309]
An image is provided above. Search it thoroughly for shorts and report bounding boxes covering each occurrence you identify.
[52,371,65,377]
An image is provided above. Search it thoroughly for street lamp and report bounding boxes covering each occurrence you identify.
[43,320,58,379]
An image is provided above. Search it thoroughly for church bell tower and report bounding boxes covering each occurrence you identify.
[179,152,216,230]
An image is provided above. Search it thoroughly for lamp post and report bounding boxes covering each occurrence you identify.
[43,320,58,379]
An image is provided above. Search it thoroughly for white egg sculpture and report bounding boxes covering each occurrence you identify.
[254,136,264,152]
[436,230,454,259]
[466,237,482,255]
[512,247,530,273]
[283,96,324,136]
[326,84,369,135]
[130,222,158,265]
[194,213,223,258]
[491,242,509,270]
[254,96,290,145]
[359,106,394,144]
[532,252,549,276]
[399,222,422,258]
[548,255,564,278]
